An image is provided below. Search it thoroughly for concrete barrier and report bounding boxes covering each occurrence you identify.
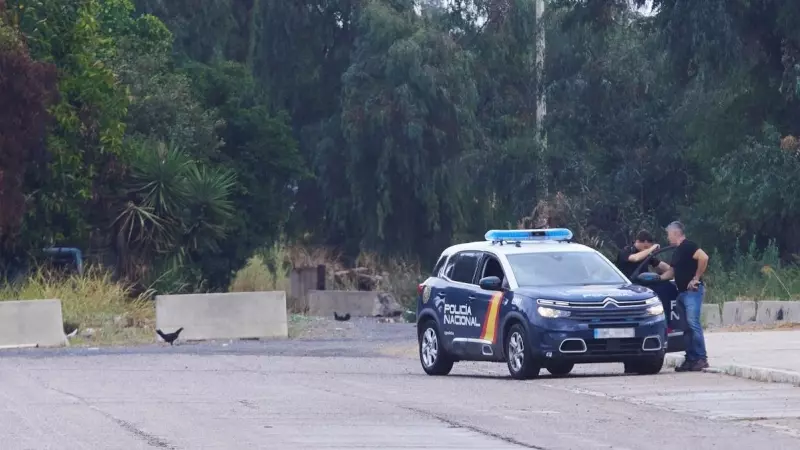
[722,301,757,325]
[755,300,800,325]
[701,304,722,327]
[0,299,68,348]
[156,292,287,341]
[781,302,800,323]
[307,291,403,317]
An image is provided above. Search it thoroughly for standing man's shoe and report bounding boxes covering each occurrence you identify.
[675,359,694,372]
[688,359,709,372]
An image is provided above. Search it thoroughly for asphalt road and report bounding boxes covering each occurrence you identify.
[2,319,800,449]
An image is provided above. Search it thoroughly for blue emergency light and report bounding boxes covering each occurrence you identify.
[484,228,573,243]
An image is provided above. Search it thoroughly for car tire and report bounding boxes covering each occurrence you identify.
[418,320,454,376]
[624,354,665,375]
[545,362,574,377]
[505,323,541,380]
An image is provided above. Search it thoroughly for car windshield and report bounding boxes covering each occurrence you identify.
[506,251,627,287]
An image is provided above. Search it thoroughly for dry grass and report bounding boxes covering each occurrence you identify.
[0,267,155,346]
[229,255,290,293]
[230,242,424,310]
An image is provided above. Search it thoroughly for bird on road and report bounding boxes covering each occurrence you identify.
[156,327,184,345]
[333,312,351,321]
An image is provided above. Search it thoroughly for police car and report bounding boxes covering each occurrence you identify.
[416,229,669,379]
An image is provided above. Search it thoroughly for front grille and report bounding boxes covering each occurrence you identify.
[569,307,649,324]
[585,338,643,355]
[538,298,654,323]
[564,299,648,308]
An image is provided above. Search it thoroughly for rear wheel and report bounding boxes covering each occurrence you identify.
[418,321,453,376]
[545,362,575,377]
[506,324,541,380]
[624,354,665,375]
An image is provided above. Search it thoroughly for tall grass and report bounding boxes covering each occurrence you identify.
[705,238,800,304]
[0,267,155,345]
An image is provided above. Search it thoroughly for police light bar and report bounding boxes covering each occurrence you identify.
[484,228,573,242]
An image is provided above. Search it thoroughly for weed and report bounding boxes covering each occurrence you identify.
[704,238,800,303]
[0,267,155,345]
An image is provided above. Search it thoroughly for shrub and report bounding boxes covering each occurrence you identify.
[0,267,154,345]
[705,238,800,303]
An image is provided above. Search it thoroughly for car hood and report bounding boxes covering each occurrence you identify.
[515,284,654,302]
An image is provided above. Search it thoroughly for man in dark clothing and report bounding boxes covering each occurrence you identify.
[616,230,670,279]
[660,221,710,372]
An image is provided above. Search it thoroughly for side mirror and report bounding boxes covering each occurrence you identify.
[635,272,661,286]
[479,276,503,291]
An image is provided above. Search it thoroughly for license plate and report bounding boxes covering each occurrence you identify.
[593,328,635,339]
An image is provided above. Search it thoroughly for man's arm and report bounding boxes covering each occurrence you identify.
[654,261,671,274]
[659,266,674,281]
[627,244,659,263]
[692,248,709,281]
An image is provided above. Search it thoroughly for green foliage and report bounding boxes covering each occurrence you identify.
[323,0,479,259]
[705,238,800,304]
[0,7,57,268]
[8,0,800,298]
[183,61,307,290]
[115,140,236,291]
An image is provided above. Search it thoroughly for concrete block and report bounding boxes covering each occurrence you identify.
[0,299,68,348]
[722,301,757,325]
[778,301,800,323]
[756,301,790,324]
[701,304,722,327]
[308,291,402,317]
[156,292,287,341]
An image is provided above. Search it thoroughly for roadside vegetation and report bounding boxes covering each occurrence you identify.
[0,268,155,346]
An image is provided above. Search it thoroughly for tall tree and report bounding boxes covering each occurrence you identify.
[0,2,57,271]
[320,0,479,259]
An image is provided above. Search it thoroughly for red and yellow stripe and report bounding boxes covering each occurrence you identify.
[479,292,504,344]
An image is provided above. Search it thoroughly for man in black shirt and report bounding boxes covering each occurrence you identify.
[660,221,710,372]
[616,230,670,279]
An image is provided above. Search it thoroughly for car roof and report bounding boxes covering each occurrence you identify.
[440,240,597,257]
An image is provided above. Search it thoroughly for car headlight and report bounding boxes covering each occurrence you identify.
[537,306,571,318]
[644,297,664,316]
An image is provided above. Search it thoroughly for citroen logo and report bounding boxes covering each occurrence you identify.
[602,297,618,307]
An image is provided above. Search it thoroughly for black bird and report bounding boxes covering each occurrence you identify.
[333,312,351,322]
[156,327,184,345]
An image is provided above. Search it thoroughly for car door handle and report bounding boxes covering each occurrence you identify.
[436,292,446,298]
[468,295,477,302]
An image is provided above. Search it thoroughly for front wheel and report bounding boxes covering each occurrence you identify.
[506,324,541,380]
[418,321,454,376]
[545,362,575,377]
[624,354,665,375]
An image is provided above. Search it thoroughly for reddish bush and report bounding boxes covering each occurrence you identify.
[0,12,57,250]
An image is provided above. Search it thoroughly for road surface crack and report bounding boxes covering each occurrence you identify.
[402,406,550,450]
[39,384,177,449]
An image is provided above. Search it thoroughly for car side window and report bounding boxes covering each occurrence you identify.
[432,254,447,277]
[480,254,506,285]
[448,251,480,284]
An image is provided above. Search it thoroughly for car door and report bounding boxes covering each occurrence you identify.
[470,252,508,358]
[630,246,687,353]
[441,251,483,347]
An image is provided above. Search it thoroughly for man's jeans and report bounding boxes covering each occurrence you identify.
[679,283,707,361]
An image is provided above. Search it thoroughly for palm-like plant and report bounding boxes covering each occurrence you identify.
[114,139,236,288]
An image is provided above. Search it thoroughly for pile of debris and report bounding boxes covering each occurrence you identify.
[332,267,388,291]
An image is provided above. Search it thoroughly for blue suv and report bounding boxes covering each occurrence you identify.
[416,229,671,379]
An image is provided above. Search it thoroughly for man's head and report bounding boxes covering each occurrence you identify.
[633,230,656,251]
[666,221,686,245]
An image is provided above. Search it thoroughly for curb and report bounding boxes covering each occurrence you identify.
[664,354,800,386]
